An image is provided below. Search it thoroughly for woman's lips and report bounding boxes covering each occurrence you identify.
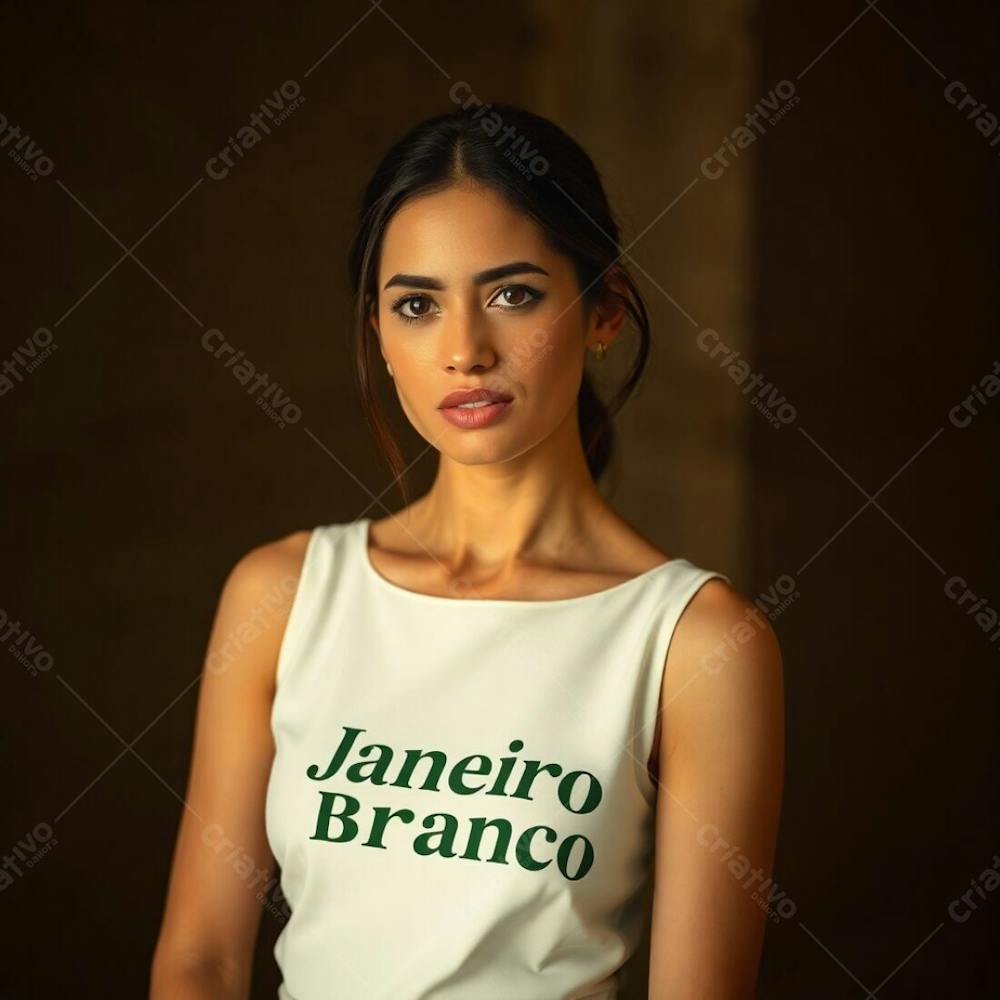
[438,387,513,408]
[437,393,514,429]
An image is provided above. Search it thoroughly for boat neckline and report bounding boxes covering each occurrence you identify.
[354,517,687,608]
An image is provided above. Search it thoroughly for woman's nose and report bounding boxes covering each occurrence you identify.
[440,308,497,372]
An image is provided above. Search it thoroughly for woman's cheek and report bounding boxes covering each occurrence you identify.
[520,330,584,416]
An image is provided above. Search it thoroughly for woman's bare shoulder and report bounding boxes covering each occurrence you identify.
[671,576,779,655]
[661,576,784,746]
[226,527,314,589]
[207,528,316,688]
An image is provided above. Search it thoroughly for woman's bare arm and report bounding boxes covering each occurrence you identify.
[149,530,311,999]
[648,579,785,999]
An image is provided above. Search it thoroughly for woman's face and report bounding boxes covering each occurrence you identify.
[371,183,621,467]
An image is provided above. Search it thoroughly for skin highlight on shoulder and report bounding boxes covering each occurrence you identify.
[649,578,783,777]
[211,529,314,692]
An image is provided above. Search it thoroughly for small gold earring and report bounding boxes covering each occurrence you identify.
[594,342,608,362]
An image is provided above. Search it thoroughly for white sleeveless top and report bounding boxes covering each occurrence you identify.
[265,518,729,1000]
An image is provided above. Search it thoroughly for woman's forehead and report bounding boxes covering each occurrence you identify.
[380,189,555,281]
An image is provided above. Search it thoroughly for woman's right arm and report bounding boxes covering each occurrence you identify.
[149,530,311,999]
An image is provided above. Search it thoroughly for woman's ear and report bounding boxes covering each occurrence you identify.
[590,268,629,346]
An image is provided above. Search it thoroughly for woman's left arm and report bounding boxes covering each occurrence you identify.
[647,578,785,1000]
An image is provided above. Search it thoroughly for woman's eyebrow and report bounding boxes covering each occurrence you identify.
[382,260,550,291]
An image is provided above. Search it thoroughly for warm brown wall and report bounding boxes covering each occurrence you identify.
[752,3,1000,996]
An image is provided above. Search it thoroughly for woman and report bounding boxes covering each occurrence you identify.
[151,103,784,1000]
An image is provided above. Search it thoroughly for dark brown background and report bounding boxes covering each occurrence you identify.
[2,2,997,997]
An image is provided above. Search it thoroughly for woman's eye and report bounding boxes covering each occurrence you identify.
[392,295,436,324]
[491,285,542,310]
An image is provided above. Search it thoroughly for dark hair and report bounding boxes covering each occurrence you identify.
[347,100,651,506]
